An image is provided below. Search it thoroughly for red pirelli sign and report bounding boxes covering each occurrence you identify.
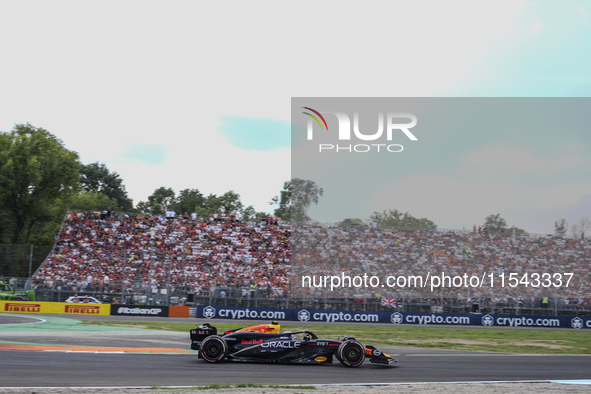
[4,302,42,313]
[0,301,110,315]
[64,304,101,314]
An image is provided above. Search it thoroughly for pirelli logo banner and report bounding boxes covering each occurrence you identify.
[0,301,110,316]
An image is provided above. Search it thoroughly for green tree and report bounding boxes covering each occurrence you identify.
[271,178,323,224]
[369,209,437,231]
[137,187,176,215]
[69,191,119,212]
[338,218,366,228]
[0,124,80,244]
[170,188,205,215]
[482,214,507,233]
[80,162,134,211]
[554,219,568,237]
[203,193,222,214]
[135,201,152,215]
[571,217,591,239]
[220,190,244,214]
[481,214,526,235]
[242,205,269,222]
[271,181,291,221]
[242,205,257,222]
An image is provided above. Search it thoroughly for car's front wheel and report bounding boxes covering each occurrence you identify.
[337,340,365,367]
[200,335,228,363]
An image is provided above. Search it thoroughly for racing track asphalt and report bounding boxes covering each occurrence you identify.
[1,313,591,387]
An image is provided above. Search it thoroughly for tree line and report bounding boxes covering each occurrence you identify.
[0,124,278,245]
[2,124,588,246]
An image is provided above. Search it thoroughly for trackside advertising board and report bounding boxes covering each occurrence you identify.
[110,305,169,317]
[109,305,190,317]
[0,300,110,316]
[196,305,591,329]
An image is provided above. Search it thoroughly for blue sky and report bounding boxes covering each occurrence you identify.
[0,0,589,233]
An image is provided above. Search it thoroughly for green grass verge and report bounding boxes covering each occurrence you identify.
[81,320,591,355]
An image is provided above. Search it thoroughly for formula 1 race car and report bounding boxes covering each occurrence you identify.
[190,321,396,367]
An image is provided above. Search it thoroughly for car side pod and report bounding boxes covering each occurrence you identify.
[200,335,228,363]
[337,340,365,367]
[365,345,398,365]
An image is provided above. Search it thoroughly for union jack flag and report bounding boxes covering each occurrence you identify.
[381,297,397,309]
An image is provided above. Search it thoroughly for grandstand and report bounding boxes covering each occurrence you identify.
[16,210,590,316]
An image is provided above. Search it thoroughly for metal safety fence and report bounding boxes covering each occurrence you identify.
[3,277,589,318]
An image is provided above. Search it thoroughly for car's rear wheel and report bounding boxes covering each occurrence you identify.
[337,340,365,367]
[200,335,227,363]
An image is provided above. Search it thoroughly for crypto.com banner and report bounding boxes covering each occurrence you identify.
[290,98,591,301]
[196,305,591,329]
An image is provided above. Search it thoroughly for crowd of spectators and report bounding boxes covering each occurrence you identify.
[291,225,591,310]
[32,212,591,311]
[33,211,290,299]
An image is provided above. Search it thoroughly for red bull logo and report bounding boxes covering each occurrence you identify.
[4,303,41,313]
[241,339,264,345]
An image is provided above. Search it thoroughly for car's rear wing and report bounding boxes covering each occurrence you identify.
[190,323,217,350]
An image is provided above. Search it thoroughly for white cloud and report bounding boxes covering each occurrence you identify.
[0,0,558,212]
[529,21,544,35]
[462,145,582,175]
[368,172,591,233]
[576,6,589,21]
[534,75,591,83]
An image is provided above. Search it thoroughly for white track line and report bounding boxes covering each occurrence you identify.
[3,380,591,390]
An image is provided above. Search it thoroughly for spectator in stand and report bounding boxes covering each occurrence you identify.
[32,211,590,311]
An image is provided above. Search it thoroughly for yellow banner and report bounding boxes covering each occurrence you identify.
[0,300,110,316]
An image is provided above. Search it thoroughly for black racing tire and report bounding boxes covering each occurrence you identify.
[200,335,227,363]
[337,340,365,367]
